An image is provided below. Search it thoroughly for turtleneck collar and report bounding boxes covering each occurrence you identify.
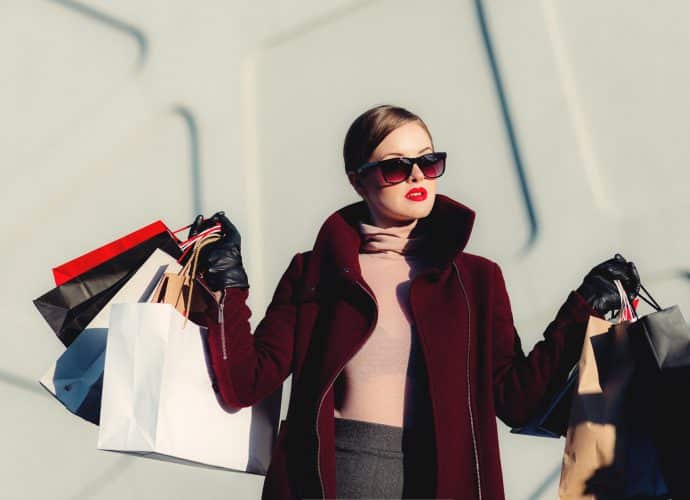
[305,194,476,287]
[358,218,430,256]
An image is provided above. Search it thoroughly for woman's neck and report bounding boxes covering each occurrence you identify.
[362,213,419,239]
[358,218,428,255]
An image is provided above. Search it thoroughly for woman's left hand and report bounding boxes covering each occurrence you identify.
[187,211,250,291]
[576,253,640,315]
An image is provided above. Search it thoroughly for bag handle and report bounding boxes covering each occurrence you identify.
[179,233,220,323]
[176,223,222,253]
[184,233,220,316]
[637,282,662,312]
[151,232,220,324]
[612,262,663,315]
[614,279,637,321]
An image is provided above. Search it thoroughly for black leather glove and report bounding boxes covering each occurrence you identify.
[576,253,640,315]
[188,211,249,291]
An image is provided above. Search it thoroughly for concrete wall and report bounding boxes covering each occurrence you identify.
[3,1,689,498]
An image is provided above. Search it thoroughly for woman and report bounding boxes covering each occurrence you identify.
[189,105,640,499]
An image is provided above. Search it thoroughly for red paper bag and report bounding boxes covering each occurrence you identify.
[52,221,177,286]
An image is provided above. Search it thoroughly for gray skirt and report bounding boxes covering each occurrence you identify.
[334,417,436,499]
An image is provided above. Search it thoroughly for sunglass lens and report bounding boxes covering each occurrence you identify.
[381,159,410,184]
[419,154,445,179]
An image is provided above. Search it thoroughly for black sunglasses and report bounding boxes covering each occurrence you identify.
[354,152,446,186]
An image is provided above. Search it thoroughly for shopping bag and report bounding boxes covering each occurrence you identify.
[39,249,180,424]
[33,230,181,346]
[558,315,631,499]
[510,366,577,438]
[559,281,669,499]
[649,363,690,498]
[52,221,175,286]
[51,220,219,286]
[510,298,642,439]
[632,305,689,370]
[97,303,280,473]
[98,235,280,473]
[618,357,669,499]
[559,282,633,498]
[149,232,216,317]
[626,289,690,498]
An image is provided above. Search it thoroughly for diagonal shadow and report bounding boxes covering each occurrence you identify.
[473,0,539,254]
[66,455,135,500]
[172,107,203,218]
[0,368,47,397]
[48,0,148,70]
[257,0,381,50]
[526,462,562,500]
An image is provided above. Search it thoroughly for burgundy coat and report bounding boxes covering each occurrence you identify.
[195,193,596,499]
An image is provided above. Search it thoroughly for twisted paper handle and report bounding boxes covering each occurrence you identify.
[151,232,220,325]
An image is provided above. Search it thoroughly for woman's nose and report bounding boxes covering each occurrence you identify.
[409,163,425,182]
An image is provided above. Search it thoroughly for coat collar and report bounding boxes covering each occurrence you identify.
[310,193,476,283]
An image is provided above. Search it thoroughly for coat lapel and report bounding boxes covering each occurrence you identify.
[311,193,476,281]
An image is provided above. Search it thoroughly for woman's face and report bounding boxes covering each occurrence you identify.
[348,121,436,227]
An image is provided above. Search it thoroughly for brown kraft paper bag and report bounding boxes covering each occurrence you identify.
[558,314,636,499]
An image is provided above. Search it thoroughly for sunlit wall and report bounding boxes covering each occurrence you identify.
[3,1,689,498]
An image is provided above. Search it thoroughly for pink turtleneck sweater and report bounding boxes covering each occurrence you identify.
[333,218,434,429]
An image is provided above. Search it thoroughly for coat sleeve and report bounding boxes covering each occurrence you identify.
[192,252,305,409]
[490,261,599,428]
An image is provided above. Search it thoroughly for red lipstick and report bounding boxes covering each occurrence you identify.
[405,187,427,202]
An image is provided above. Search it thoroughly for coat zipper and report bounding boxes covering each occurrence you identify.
[315,278,378,499]
[194,277,230,361]
[452,262,482,500]
[218,288,228,360]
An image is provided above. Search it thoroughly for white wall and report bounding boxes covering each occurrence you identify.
[3,1,689,498]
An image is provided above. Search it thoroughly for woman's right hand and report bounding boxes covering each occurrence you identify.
[188,211,250,292]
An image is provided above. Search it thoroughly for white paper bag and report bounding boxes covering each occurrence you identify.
[39,249,180,422]
[97,302,280,474]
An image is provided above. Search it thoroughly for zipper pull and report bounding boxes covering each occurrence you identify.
[218,289,226,323]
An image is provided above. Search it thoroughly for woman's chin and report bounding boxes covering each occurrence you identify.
[404,198,434,215]
[391,202,433,221]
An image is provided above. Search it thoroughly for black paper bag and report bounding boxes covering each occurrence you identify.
[510,366,577,438]
[628,304,690,498]
[33,231,181,346]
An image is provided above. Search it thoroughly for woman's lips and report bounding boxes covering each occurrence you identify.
[405,187,427,202]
